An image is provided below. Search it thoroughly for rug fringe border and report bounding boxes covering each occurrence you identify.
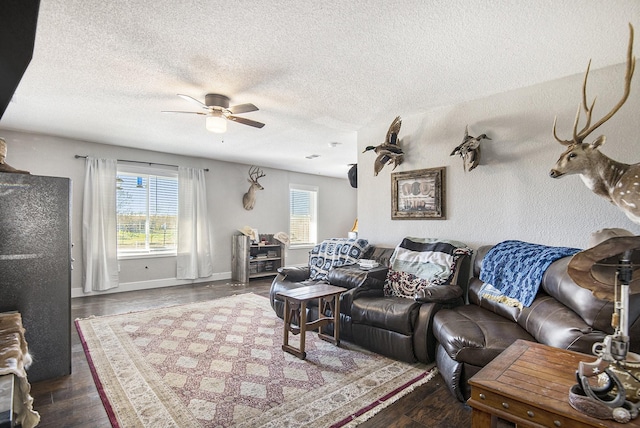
[330,367,439,428]
[74,318,121,428]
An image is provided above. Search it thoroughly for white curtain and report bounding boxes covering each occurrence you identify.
[177,167,214,279]
[82,157,119,292]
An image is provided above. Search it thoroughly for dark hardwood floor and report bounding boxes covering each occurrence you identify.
[30,279,472,427]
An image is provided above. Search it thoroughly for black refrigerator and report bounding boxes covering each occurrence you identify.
[0,172,71,382]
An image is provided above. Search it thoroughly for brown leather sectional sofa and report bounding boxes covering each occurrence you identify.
[269,246,471,364]
[269,241,639,403]
[433,244,640,402]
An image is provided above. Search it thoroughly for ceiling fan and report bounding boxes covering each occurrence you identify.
[162,93,265,133]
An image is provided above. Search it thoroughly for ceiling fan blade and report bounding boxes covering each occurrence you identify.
[228,115,265,128]
[228,103,259,114]
[161,110,208,115]
[177,94,210,110]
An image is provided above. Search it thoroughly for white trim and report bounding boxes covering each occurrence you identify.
[117,252,177,260]
[289,183,318,192]
[71,271,231,298]
[289,244,314,250]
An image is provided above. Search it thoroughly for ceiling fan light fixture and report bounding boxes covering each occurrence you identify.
[206,116,227,133]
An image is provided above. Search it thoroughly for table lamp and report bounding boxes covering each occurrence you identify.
[567,236,640,423]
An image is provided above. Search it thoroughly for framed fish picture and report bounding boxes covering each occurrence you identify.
[391,167,445,220]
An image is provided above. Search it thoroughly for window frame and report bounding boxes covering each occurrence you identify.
[116,164,179,259]
[289,184,318,249]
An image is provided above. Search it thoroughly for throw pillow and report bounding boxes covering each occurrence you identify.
[383,237,472,298]
[384,269,432,298]
[309,238,369,280]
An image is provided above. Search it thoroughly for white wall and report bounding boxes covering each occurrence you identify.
[357,62,640,250]
[0,130,357,296]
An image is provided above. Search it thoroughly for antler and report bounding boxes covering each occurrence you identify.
[553,23,635,146]
[248,165,266,182]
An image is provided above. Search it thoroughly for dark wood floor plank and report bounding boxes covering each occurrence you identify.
[30,279,471,427]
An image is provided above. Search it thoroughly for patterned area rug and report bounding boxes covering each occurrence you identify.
[76,293,436,427]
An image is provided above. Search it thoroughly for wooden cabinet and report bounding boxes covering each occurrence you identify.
[232,234,285,283]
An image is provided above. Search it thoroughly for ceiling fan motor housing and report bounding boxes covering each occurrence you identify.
[205,94,230,109]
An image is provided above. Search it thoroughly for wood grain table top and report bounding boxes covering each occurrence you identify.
[276,284,347,302]
[468,339,639,427]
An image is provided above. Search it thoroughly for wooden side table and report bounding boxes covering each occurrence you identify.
[276,284,347,360]
[468,339,640,427]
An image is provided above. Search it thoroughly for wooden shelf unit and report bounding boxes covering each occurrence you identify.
[232,234,285,283]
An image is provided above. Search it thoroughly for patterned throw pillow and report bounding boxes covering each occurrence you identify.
[309,238,370,281]
[383,237,472,298]
[384,269,432,298]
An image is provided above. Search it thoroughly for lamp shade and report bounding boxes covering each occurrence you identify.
[568,236,640,300]
[206,116,227,133]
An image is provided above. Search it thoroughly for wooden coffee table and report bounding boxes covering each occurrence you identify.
[276,284,347,360]
[468,339,640,427]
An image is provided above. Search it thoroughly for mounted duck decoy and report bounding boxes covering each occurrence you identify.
[363,116,404,176]
[450,125,491,172]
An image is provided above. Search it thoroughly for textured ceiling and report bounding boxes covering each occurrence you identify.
[1,1,639,178]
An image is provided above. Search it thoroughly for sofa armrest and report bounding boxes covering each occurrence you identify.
[276,266,310,282]
[415,285,463,305]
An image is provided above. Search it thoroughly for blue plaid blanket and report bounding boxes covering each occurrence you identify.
[479,240,580,308]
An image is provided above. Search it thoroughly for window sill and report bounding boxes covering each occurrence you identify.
[118,252,176,260]
[288,244,316,250]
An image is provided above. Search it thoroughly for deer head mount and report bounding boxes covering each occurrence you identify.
[242,165,265,210]
[550,24,640,224]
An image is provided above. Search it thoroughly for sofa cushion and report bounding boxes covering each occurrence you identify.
[516,293,609,353]
[309,238,370,280]
[541,257,618,333]
[384,237,472,298]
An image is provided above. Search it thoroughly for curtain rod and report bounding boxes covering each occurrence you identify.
[74,155,209,172]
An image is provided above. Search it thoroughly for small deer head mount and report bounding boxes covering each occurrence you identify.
[242,165,266,210]
[550,24,639,224]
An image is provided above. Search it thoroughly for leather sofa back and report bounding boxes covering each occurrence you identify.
[363,246,395,267]
[471,243,640,353]
[541,257,615,332]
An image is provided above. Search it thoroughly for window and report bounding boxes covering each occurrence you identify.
[116,165,178,257]
[289,184,318,247]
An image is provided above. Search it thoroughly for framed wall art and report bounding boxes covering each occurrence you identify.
[391,167,446,220]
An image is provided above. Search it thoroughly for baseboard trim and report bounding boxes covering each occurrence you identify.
[71,272,231,298]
